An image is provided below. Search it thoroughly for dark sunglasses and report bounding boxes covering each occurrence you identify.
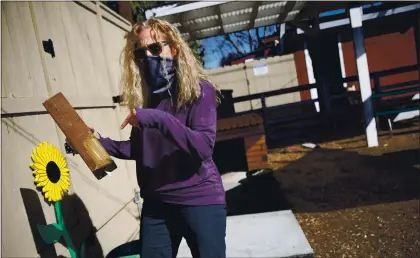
[133,41,172,61]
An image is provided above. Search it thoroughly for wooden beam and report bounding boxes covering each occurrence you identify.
[216,5,226,35]
[349,6,379,147]
[277,1,296,24]
[117,1,134,24]
[43,93,117,179]
[416,9,420,79]
[216,125,264,142]
[249,1,262,29]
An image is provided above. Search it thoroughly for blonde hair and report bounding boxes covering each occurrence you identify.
[120,17,217,110]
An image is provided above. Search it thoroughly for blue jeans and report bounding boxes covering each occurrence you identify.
[140,201,227,258]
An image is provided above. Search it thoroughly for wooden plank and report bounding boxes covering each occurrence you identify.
[245,144,267,152]
[2,2,47,98]
[217,113,263,131]
[61,2,98,97]
[247,156,269,164]
[32,2,78,97]
[247,161,269,171]
[246,149,268,158]
[84,3,113,96]
[1,5,12,98]
[216,125,264,142]
[246,154,268,163]
[99,8,128,91]
[244,134,266,148]
[98,2,132,31]
[43,92,117,179]
[244,139,266,149]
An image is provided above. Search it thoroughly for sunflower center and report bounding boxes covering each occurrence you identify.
[46,161,61,183]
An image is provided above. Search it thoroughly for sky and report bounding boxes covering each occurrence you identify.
[200,26,275,69]
[199,2,382,69]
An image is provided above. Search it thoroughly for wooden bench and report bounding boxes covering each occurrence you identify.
[216,113,269,175]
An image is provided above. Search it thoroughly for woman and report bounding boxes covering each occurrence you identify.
[95,18,226,257]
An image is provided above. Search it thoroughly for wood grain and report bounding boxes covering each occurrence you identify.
[43,92,116,179]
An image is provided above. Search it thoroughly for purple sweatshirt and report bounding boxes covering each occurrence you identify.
[98,80,226,205]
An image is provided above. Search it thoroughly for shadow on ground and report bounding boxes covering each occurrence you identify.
[20,189,103,258]
[268,114,419,150]
[274,147,419,213]
[225,137,419,216]
[225,172,292,216]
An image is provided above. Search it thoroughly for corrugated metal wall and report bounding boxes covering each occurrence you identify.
[1,2,139,257]
[206,54,301,113]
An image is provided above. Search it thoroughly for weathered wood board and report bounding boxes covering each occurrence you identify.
[43,92,117,179]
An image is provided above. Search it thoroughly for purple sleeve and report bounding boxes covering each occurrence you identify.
[98,137,134,160]
[135,82,217,161]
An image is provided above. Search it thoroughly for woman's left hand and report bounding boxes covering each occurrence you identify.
[121,109,139,129]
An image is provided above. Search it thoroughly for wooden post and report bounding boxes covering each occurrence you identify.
[415,10,420,80]
[373,76,381,127]
[303,41,320,113]
[260,94,270,145]
[279,23,286,55]
[349,6,379,147]
[117,1,134,24]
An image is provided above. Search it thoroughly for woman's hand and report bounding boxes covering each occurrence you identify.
[121,109,139,130]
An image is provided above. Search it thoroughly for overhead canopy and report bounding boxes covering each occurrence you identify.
[145,1,353,41]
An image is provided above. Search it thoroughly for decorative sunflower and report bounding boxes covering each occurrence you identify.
[30,142,70,202]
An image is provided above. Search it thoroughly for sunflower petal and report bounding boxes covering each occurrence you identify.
[61,181,70,191]
[56,156,66,169]
[53,147,62,163]
[42,182,51,192]
[57,189,63,201]
[32,162,46,171]
[61,159,68,169]
[55,186,63,201]
[35,151,45,163]
[37,180,49,187]
[60,178,70,186]
[57,180,64,190]
[45,189,50,199]
[60,180,70,191]
[35,169,47,175]
[36,146,47,164]
[53,186,59,202]
[35,174,48,182]
[31,153,38,163]
[51,187,56,202]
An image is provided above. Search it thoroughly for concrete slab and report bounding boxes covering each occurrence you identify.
[177,210,314,257]
[177,172,314,258]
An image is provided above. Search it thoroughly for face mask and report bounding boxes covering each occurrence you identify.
[142,56,177,94]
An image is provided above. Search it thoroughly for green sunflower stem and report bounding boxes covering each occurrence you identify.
[54,201,79,258]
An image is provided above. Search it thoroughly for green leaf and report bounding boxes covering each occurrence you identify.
[37,223,64,244]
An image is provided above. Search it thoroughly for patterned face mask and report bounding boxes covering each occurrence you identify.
[142,56,177,94]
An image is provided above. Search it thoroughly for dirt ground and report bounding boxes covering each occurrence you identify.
[268,125,420,257]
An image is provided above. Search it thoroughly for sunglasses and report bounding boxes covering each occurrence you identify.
[133,41,172,61]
